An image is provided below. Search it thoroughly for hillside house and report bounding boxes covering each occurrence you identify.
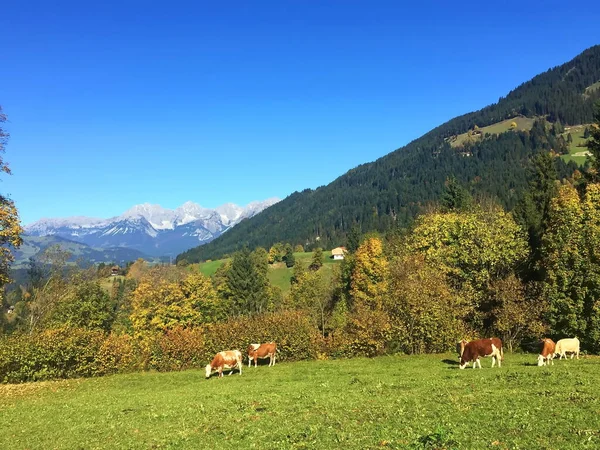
[111,266,120,276]
[331,247,347,260]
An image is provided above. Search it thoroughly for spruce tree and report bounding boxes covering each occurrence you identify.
[226,247,267,315]
[310,247,323,271]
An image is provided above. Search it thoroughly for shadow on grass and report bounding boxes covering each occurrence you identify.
[441,359,459,366]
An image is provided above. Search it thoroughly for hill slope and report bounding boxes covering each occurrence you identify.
[179,45,600,263]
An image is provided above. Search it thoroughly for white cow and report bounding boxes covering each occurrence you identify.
[555,337,580,360]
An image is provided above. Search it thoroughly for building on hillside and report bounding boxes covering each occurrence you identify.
[331,247,347,260]
[111,266,120,276]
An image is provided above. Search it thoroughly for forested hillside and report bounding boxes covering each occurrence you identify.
[178,45,600,263]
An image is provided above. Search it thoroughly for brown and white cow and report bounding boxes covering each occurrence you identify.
[456,339,469,360]
[247,342,277,367]
[555,337,580,360]
[459,338,503,369]
[537,338,556,366]
[205,350,243,378]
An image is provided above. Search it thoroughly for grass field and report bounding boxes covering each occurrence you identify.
[449,117,535,148]
[2,353,600,449]
[561,125,591,165]
[195,251,341,295]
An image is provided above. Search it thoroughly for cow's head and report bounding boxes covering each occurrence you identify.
[537,355,545,367]
[205,364,212,379]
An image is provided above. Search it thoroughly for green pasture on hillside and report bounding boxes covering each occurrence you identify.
[2,353,600,449]
[449,116,535,148]
[561,124,591,165]
[196,251,340,295]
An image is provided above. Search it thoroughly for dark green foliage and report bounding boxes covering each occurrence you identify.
[284,246,295,268]
[178,46,600,263]
[440,176,473,212]
[310,247,323,271]
[346,225,361,254]
[586,102,600,180]
[50,281,115,331]
[226,247,268,315]
[513,152,559,274]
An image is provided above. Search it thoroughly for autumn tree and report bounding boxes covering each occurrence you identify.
[24,246,72,333]
[581,183,600,350]
[538,183,587,338]
[386,254,465,354]
[407,206,529,330]
[50,280,114,331]
[0,106,23,287]
[268,243,284,264]
[350,237,388,311]
[488,275,546,352]
[294,244,304,253]
[130,271,222,333]
[289,268,334,337]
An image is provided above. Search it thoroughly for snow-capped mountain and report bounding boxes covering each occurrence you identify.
[25,198,280,257]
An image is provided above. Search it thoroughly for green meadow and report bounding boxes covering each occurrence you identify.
[195,251,340,295]
[561,124,592,165]
[2,353,599,449]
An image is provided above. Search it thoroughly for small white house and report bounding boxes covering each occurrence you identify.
[331,247,347,260]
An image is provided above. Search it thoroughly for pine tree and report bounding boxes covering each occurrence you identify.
[440,176,473,212]
[284,246,295,268]
[226,247,267,315]
[310,247,323,271]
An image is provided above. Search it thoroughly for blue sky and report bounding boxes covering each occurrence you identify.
[1,1,599,225]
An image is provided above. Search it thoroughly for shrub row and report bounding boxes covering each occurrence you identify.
[0,308,460,383]
[0,311,324,383]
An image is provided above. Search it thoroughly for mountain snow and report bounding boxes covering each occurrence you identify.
[25,199,280,257]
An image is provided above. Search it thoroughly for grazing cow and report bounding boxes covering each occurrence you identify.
[537,338,556,366]
[456,339,469,360]
[247,342,277,368]
[459,338,503,369]
[205,350,243,378]
[247,344,260,367]
[555,337,580,360]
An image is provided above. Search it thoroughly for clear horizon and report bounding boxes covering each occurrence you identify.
[2,1,599,225]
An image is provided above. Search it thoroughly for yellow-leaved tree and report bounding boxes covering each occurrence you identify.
[350,237,388,310]
[407,205,529,331]
[0,106,23,288]
[131,271,223,334]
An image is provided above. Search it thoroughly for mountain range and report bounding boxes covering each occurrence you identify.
[24,199,279,258]
[178,44,600,263]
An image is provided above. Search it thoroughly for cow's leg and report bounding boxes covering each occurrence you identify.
[238,360,242,375]
[248,357,252,368]
[497,351,501,368]
[576,350,580,360]
[491,355,496,368]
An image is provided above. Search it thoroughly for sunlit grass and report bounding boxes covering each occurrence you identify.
[2,353,599,449]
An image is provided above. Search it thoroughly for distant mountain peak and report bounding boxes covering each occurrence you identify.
[24,198,280,257]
